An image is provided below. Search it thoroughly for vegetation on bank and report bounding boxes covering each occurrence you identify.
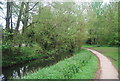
[2,2,118,67]
[2,2,88,67]
[2,46,41,67]
[22,49,98,79]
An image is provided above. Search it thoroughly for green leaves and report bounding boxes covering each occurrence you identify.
[86,2,118,45]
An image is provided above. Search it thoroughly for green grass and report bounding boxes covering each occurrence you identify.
[92,47,118,69]
[22,49,98,79]
[82,44,96,48]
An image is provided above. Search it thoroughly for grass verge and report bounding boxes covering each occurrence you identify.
[22,49,98,79]
[92,47,118,69]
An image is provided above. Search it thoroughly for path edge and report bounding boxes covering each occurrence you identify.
[83,48,101,79]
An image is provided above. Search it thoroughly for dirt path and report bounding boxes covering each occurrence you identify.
[86,48,119,79]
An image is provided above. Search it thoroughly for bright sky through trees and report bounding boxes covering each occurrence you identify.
[0,0,114,29]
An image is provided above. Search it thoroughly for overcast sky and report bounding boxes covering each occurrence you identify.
[0,0,114,30]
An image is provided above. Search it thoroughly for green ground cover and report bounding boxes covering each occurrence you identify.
[22,49,98,79]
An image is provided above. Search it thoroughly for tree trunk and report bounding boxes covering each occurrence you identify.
[10,2,13,33]
[6,2,11,32]
[15,2,24,32]
[22,2,29,34]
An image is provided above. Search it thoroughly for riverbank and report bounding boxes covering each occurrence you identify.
[22,49,98,79]
[2,47,42,67]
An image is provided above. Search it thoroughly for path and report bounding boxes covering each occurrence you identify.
[86,48,119,79]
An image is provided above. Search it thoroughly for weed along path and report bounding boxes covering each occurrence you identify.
[86,48,118,79]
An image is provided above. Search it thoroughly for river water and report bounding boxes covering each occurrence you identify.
[1,58,58,80]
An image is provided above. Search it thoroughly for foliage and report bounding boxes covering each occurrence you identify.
[2,2,118,76]
[86,2,119,45]
[2,47,41,67]
[23,2,88,62]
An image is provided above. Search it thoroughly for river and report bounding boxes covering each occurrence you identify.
[1,58,58,80]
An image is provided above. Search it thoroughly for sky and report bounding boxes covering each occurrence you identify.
[0,0,113,29]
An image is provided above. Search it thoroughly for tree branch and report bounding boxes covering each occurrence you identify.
[26,2,39,13]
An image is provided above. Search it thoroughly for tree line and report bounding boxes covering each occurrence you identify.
[1,1,119,63]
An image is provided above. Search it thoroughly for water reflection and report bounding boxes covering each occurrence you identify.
[0,74,4,81]
[1,58,57,79]
[12,66,30,78]
[2,65,30,79]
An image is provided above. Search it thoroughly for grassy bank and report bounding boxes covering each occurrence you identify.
[22,49,98,79]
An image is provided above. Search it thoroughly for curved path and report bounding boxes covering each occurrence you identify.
[86,48,119,79]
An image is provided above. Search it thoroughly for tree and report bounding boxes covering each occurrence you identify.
[86,2,118,45]
[15,2,24,32]
[6,2,11,32]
